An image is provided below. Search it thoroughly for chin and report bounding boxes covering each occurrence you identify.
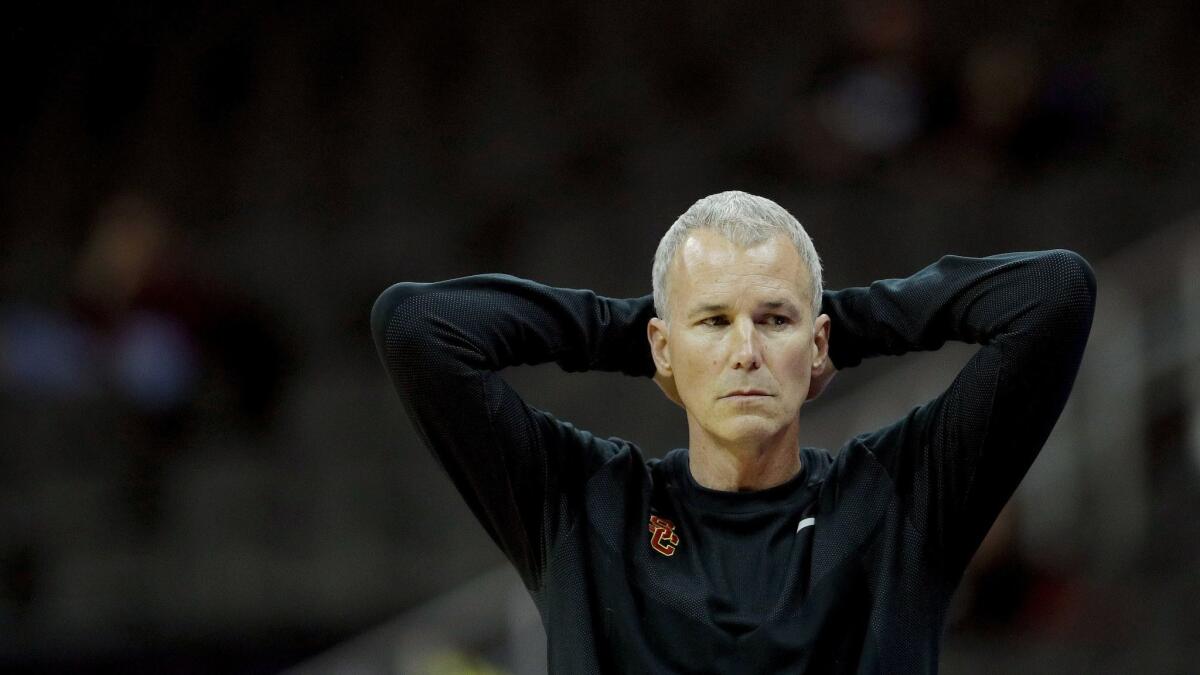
[714,415,784,443]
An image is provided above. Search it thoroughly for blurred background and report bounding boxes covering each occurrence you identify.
[3,1,1199,673]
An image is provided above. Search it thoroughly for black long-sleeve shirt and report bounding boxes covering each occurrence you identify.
[371,249,1096,673]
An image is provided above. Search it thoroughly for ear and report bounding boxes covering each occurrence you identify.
[647,316,672,376]
[811,313,831,373]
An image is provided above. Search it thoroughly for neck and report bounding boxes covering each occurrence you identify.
[686,419,802,492]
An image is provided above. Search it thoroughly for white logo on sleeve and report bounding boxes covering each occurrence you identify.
[795,517,816,533]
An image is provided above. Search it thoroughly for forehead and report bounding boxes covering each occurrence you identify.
[671,229,809,306]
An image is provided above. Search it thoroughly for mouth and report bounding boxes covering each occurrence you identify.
[722,389,771,398]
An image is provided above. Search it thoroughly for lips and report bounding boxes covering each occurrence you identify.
[723,389,771,398]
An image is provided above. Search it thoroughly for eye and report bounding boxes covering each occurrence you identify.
[700,316,728,327]
[767,314,791,327]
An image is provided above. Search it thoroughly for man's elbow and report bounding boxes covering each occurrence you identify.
[1048,248,1096,300]
[370,282,430,355]
[1037,249,1097,329]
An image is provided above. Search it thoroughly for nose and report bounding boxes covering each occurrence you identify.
[730,316,762,370]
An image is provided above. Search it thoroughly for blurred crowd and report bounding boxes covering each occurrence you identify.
[2,193,285,532]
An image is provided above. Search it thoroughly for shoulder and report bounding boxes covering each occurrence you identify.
[548,423,655,481]
[818,418,914,492]
[800,445,837,482]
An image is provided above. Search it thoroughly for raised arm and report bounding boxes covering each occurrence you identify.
[820,249,1097,573]
[370,273,656,589]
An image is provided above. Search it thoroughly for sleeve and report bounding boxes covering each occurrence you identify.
[370,273,657,590]
[820,249,1097,573]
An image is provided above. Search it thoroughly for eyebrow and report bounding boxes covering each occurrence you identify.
[687,300,800,319]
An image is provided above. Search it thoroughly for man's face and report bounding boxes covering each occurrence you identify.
[648,229,830,448]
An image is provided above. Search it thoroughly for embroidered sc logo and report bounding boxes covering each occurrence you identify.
[648,515,680,557]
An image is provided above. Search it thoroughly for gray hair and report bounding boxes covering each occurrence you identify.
[652,190,823,324]
[652,190,820,324]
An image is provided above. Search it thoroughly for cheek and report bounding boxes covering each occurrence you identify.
[675,354,724,407]
[779,343,813,386]
[679,354,721,389]
[674,337,719,374]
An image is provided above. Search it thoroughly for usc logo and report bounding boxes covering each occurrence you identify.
[648,515,680,557]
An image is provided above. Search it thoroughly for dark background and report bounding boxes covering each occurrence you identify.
[2,1,1199,672]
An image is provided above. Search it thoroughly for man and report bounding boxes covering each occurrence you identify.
[371,191,1096,673]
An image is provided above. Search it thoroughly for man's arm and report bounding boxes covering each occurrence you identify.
[820,249,1097,574]
[370,273,656,590]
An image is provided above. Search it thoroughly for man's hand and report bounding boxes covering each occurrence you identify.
[653,370,684,409]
